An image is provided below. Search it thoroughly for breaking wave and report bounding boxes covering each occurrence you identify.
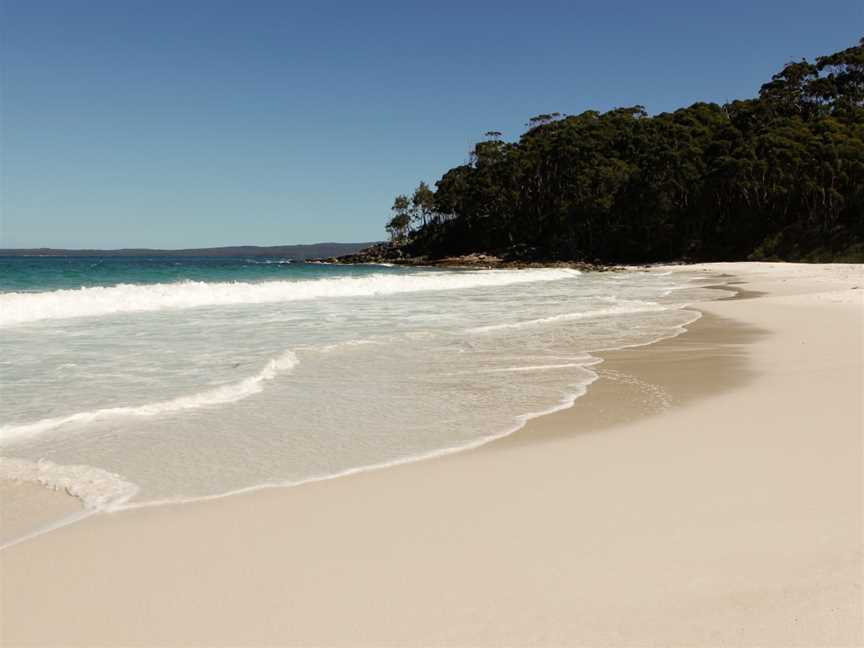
[0,268,579,326]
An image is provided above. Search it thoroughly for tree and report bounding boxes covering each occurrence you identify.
[386,195,411,242]
[411,182,435,228]
[386,38,864,263]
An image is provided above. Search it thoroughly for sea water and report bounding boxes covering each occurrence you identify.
[0,256,722,530]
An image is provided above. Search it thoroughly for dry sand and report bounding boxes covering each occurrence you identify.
[1,262,862,647]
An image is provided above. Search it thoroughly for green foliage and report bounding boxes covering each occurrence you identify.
[388,38,864,263]
[386,195,411,242]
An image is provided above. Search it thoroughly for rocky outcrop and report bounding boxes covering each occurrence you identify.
[309,244,620,271]
[307,242,406,265]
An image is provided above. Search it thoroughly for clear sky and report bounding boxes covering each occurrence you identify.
[1,0,861,249]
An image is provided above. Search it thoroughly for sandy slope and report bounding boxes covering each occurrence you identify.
[1,262,861,647]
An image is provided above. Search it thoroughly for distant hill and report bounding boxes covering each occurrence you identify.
[0,242,379,260]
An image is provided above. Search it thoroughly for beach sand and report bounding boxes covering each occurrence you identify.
[1,262,861,646]
[0,481,81,547]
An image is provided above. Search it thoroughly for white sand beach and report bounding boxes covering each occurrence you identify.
[1,262,862,647]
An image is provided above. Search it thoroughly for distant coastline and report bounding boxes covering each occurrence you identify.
[0,242,377,260]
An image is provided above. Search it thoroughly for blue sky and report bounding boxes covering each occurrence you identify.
[1,0,861,249]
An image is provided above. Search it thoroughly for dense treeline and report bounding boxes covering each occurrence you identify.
[388,39,864,263]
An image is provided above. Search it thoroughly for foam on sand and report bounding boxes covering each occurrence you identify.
[0,457,138,511]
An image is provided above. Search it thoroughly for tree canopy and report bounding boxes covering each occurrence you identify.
[387,38,864,263]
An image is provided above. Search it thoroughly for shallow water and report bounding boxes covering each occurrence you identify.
[0,257,720,518]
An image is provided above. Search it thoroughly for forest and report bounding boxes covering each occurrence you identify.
[386,39,863,263]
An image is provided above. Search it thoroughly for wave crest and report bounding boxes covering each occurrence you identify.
[467,300,668,333]
[0,268,579,326]
[0,351,299,442]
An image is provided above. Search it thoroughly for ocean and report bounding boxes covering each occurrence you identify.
[0,256,721,531]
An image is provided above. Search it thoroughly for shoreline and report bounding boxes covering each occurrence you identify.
[0,269,716,548]
[501,305,762,448]
[1,262,861,646]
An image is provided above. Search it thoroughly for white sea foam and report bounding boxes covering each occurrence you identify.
[480,363,589,373]
[315,338,384,353]
[0,351,299,442]
[466,300,668,333]
[0,265,723,548]
[0,456,138,510]
[0,268,579,326]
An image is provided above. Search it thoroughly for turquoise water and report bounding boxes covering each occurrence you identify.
[0,255,407,292]
[0,256,720,540]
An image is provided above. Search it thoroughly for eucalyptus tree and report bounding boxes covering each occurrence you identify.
[387,38,864,263]
[386,195,412,242]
